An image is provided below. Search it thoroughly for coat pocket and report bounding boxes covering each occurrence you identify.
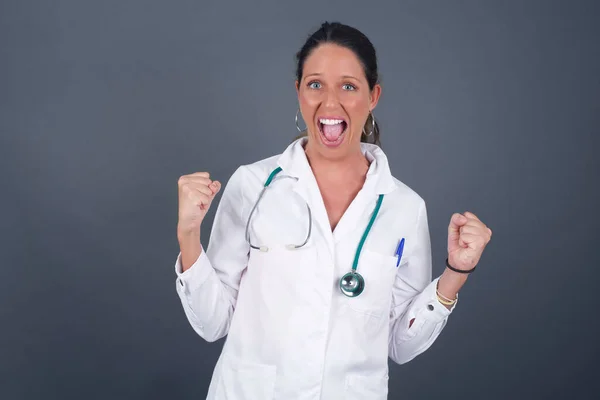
[343,248,399,319]
[216,353,277,400]
[344,373,389,400]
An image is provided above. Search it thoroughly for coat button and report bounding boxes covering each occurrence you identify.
[427,304,434,311]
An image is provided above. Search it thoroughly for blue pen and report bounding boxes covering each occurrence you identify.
[395,238,405,267]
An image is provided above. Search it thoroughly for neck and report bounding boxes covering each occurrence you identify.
[304,141,370,182]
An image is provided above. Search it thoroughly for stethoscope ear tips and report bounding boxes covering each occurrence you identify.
[340,271,365,297]
[259,246,269,252]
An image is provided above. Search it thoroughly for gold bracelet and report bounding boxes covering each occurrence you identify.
[436,294,456,306]
[436,290,457,302]
[435,280,458,302]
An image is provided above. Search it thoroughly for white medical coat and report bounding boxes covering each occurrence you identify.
[174,138,457,399]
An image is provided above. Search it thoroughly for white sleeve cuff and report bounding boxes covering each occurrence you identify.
[174,249,213,294]
[412,276,457,323]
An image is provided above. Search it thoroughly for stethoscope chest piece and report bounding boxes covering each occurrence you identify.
[339,271,365,297]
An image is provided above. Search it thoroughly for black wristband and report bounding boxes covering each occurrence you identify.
[445,258,476,274]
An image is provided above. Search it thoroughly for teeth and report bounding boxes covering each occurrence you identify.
[319,118,344,125]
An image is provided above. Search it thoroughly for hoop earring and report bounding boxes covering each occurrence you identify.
[295,108,306,133]
[363,111,375,136]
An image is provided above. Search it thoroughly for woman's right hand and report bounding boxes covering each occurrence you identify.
[177,172,221,236]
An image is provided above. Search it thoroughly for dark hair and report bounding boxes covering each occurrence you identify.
[295,22,381,146]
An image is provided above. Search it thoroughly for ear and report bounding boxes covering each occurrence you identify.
[295,80,300,94]
[368,84,382,111]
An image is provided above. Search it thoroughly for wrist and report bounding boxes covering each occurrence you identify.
[177,224,201,241]
[438,267,469,299]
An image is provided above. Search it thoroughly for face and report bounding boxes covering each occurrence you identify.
[296,43,381,159]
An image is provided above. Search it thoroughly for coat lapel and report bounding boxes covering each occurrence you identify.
[274,138,397,255]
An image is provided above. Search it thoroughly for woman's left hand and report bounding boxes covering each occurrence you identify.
[447,211,492,271]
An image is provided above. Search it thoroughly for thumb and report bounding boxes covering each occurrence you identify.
[448,213,467,238]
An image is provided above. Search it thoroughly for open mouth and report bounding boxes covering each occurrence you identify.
[317,118,348,147]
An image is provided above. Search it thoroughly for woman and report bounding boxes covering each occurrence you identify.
[175,22,492,400]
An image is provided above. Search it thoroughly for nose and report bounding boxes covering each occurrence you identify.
[323,85,341,108]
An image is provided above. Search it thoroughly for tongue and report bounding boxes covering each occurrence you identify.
[322,123,344,141]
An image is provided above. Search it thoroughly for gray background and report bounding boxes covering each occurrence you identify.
[1,0,599,399]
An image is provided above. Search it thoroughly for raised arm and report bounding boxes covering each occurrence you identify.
[388,201,455,364]
[174,166,250,342]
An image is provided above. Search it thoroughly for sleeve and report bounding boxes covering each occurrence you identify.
[173,166,250,342]
[388,200,458,364]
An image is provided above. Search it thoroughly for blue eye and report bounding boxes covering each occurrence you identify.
[308,81,321,89]
[342,83,356,91]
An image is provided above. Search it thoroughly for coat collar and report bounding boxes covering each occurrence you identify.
[276,137,397,195]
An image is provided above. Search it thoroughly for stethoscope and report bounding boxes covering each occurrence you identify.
[245,167,384,298]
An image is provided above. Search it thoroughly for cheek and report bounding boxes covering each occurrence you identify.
[345,95,370,112]
[343,96,370,140]
[298,100,317,124]
[344,97,370,130]
[299,90,321,108]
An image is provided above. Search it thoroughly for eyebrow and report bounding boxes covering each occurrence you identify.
[303,73,360,81]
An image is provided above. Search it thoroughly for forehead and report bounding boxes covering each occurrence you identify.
[302,43,365,80]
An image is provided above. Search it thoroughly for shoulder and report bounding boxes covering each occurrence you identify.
[242,153,281,181]
[223,152,282,198]
[365,143,427,214]
[390,176,425,206]
[231,153,281,186]
[385,176,428,223]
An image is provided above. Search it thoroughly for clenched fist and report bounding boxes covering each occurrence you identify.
[447,211,492,271]
[177,172,221,236]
